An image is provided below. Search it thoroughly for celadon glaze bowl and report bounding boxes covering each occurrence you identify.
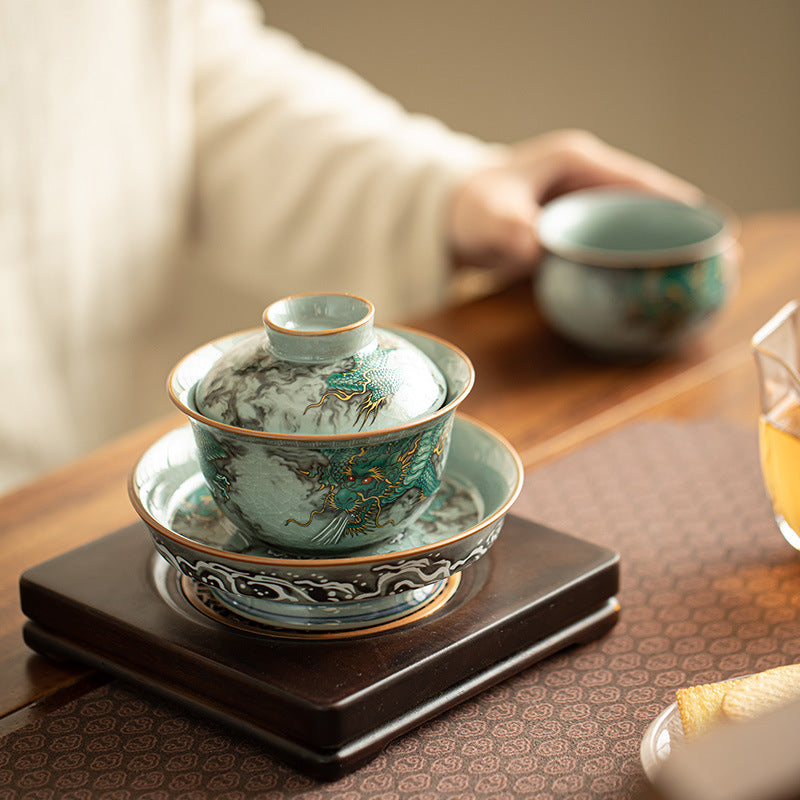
[535,188,739,358]
[168,294,474,556]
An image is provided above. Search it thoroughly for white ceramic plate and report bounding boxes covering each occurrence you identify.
[640,700,685,781]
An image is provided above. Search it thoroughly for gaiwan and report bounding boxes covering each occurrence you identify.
[168,293,474,555]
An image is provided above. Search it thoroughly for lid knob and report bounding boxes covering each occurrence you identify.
[263,294,375,363]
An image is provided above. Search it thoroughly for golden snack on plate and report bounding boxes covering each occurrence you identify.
[676,664,800,738]
[676,677,744,738]
[721,663,800,721]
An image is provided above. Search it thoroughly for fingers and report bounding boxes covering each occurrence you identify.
[568,142,704,205]
[512,129,705,206]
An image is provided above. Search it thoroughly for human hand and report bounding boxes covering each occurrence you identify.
[447,129,705,274]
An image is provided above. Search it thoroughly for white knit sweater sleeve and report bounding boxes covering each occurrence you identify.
[189,0,499,320]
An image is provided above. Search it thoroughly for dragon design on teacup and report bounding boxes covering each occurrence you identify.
[287,422,449,545]
[193,416,452,547]
[304,345,407,429]
[623,256,725,333]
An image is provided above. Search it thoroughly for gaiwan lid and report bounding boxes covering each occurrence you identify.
[193,293,448,435]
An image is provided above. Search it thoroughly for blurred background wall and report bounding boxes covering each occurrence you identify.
[259,0,800,215]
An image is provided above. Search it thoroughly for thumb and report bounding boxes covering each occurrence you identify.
[493,207,541,264]
[449,167,542,269]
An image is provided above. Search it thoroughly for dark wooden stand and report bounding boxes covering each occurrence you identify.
[20,515,619,779]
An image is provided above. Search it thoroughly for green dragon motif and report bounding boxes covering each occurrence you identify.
[622,256,725,333]
[194,427,233,502]
[305,346,405,428]
[288,421,449,545]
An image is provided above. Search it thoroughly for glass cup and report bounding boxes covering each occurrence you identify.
[752,301,800,549]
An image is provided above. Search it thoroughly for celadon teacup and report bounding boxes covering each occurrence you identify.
[535,188,739,358]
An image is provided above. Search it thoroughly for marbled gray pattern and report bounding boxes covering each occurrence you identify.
[194,329,447,435]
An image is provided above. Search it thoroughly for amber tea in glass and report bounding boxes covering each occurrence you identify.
[753,301,800,549]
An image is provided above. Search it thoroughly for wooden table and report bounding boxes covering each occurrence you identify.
[3,210,800,739]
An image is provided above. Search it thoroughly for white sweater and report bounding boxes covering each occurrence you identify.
[0,0,494,492]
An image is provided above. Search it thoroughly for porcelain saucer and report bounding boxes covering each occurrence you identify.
[130,416,523,626]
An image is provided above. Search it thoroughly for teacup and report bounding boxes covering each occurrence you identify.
[535,188,739,358]
[168,294,474,555]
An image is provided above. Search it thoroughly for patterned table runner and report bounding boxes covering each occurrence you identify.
[3,419,798,800]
